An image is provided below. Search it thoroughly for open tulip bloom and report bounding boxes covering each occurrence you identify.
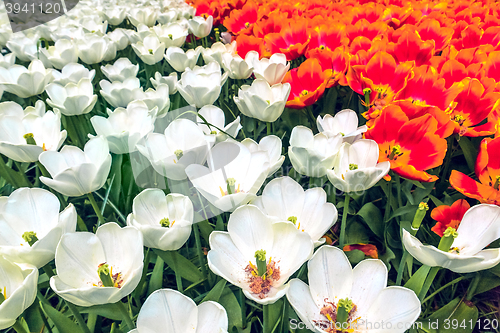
[39,136,112,197]
[129,289,228,333]
[316,109,368,143]
[0,188,77,268]
[208,205,314,304]
[252,176,337,246]
[186,141,270,212]
[197,105,242,142]
[403,204,500,273]
[286,246,421,333]
[127,189,194,251]
[0,256,38,330]
[326,139,390,194]
[240,135,285,177]
[50,223,144,307]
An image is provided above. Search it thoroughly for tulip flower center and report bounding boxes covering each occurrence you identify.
[210,130,218,134]
[387,145,403,160]
[0,287,6,304]
[438,227,459,253]
[219,178,243,196]
[245,22,250,28]
[160,217,175,227]
[288,216,305,232]
[452,114,465,126]
[174,149,183,162]
[319,45,325,50]
[493,176,500,190]
[22,231,38,246]
[97,263,123,288]
[349,164,358,170]
[23,133,37,145]
[300,90,309,96]
[245,250,281,299]
[148,49,154,54]
[168,34,173,40]
[318,298,358,333]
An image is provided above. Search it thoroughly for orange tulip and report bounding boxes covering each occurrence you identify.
[343,244,379,259]
[282,58,327,109]
[264,20,310,60]
[431,199,470,237]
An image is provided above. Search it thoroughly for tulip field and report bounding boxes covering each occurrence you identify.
[1,0,500,332]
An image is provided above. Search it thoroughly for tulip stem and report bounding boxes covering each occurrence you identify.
[267,122,271,135]
[418,266,440,300]
[466,273,481,301]
[193,223,210,289]
[87,192,105,226]
[65,300,92,333]
[12,319,29,333]
[339,193,350,249]
[115,301,135,330]
[396,251,409,285]
[263,304,269,333]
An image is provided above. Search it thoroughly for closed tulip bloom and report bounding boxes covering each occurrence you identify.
[0,188,77,268]
[0,101,67,162]
[241,135,284,177]
[201,41,237,66]
[39,136,112,197]
[129,289,228,333]
[5,34,38,62]
[233,79,291,123]
[101,58,139,82]
[128,7,158,27]
[50,222,144,307]
[100,77,143,108]
[137,118,214,181]
[127,189,194,251]
[135,84,170,117]
[317,109,368,143]
[164,46,203,72]
[208,205,313,304]
[46,78,98,116]
[188,15,213,38]
[150,72,178,95]
[286,246,421,333]
[403,204,500,273]
[176,62,228,108]
[186,141,269,212]
[327,139,390,193]
[0,60,51,98]
[0,257,38,330]
[197,105,241,142]
[39,39,79,70]
[132,36,166,66]
[91,100,155,154]
[0,53,16,68]
[153,23,188,48]
[247,51,290,85]
[107,29,130,51]
[50,63,95,86]
[102,6,127,25]
[221,52,254,79]
[252,176,337,246]
[76,36,116,65]
[288,126,343,177]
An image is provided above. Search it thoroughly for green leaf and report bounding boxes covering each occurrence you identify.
[155,249,204,283]
[457,136,477,173]
[266,299,284,333]
[345,219,370,245]
[110,154,123,204]
[428,195,444,207]
[420,298,478,333]
[357,202,384,238]
[471,271,500,296]
[78,304,123,321]
[404,265,431,296]
[218,288,243,330]
[388,204,418,221]
[40,302,84,333]
[202,279,227,303]
[345,249,365,265]
[147,256,164,296]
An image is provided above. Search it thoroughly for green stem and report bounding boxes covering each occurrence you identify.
[65,301,92,333]
[87,192,105,226]
[339,194,350,248]
[11,319,29,333]
[267,122,271,135]
[193,224,210,289]
[115,301,135,331]
[396,251,409,286]
[418,266,440,300]
[383,180,393,222]
[263,304,269,333]
[466,273,481,301]
[43,263,55,278]
[87,313,97,333]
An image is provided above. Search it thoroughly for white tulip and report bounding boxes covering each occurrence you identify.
[0,257,38,330]
[0,188,77,268]
[128,7,158,27]
[403,204,500,273]
[0,53,16,68]
[188,15,213,38]
[197,105,241,142]
[90,100,155,154]
[127,189,194,251]
[101,58,139,82]
[221,52,254,79]
[164,46,203,72]
[100,77,143,108]
[46,78,98,116]
[39,39,79,70]
[241,135,284,177]
[157,9,179,25]
[288,126,343,177]
[150,72,177,95]
[327,139,390,193]
[49,63,96,86]
[201,41,237,66]
[132,35,166,66]
[102,6,127,25]
[5,34,38,62]
[0,60,51,98]
[153,22,188,48]
[317,109,368,143]
[208,205,313,304]
[50,222,144,307]
[135,84,170,117]
[252,176,337,246]
[107,29,130,51]
[39,136,112,197]
[76,35,116,65]
[176,62,228,108]
[286,246,421,333]
[137,118,214,181]
[0,101,67,162]
[185,141,269,212]
[247,51,290,85]
[233,79,291,123]
[129,289,228,333]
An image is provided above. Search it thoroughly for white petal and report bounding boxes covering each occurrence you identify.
[196,301,228,333]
